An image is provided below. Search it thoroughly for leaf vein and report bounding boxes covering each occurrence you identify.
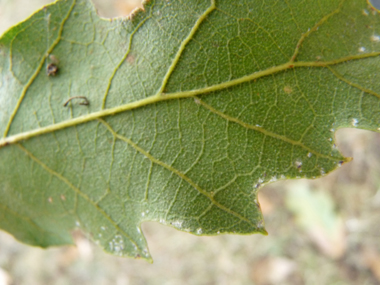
[3,0,77,138]
[327,66,380,99]
[290,0,345,62]
[98,119,258,228]
[0,202,49,234]
[1,53,379,147]
[157,0,216,94]
[16,143,142,252]
[195,97,346,162]
[101,11,153,109]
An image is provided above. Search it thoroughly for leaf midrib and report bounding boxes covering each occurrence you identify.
[1,53,380,149]
[1,0,380,150]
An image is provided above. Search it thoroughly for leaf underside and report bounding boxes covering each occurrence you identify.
[0,0,379,260]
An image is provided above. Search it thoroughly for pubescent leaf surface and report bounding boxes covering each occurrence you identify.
[0,0,379,260]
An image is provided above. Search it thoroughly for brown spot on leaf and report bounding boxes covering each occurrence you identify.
[284,86,293,94]
[126,54,135,64]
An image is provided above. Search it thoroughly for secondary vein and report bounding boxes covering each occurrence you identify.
[16,143,142,254]
[196,97,347,162]
[157,0,216,94]
[327,66,380,99]
[101,11,153,109]
[98,119,261,229]
[3,0,77,138]
[290,0,345,62]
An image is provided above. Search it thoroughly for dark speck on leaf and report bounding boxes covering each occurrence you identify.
[47,63,58,76]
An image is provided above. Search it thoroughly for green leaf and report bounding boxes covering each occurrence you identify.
[0,0,379,261]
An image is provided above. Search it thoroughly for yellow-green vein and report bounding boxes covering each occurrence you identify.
[327,66,380,99]
[0,202,52,237]
[157,0,216,94]
[101,14,152,109]
[0,52,379,148]
[290,0,345,62]
[16,143,142,254]
[98,119,266,232]
[3,0,77,138]
[195,97,349,162]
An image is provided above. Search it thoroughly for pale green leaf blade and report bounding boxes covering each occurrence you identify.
[0,0,379,260]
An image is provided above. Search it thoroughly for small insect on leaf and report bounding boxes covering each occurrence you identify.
[46,63,58,76]
[63,96,90,107]
[46,54,59,76]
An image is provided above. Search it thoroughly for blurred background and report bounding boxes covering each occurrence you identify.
[1,1,380,284]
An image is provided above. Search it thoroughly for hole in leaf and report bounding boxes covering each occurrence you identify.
[0,0,143,36]
[91,0,143,18]
[0,0,54,36]
[368,0,380,11]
